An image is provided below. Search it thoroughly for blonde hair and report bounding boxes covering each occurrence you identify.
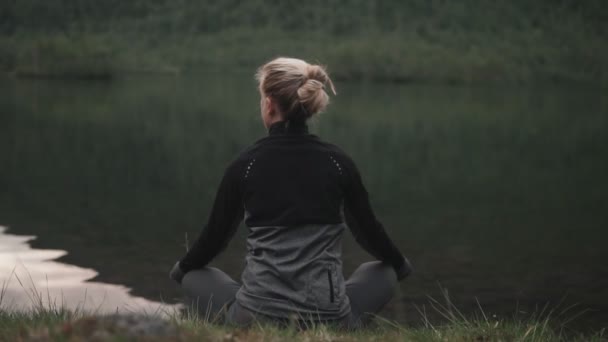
[256,57,336,121]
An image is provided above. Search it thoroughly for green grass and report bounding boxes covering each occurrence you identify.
[1,307,605,341]
[1,278,605,342]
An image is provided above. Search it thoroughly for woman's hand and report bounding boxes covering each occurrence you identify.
[395,256,413,281]
[169,261,186,284]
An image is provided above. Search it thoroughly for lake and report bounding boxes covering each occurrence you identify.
[0,74,606,329]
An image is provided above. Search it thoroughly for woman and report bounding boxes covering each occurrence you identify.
[170,57,411,329]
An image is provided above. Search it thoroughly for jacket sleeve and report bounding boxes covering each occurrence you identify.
[341,154,411,279]
[178,160,244,273]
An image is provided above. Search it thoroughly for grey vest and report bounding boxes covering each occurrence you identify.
[235,223,351,320]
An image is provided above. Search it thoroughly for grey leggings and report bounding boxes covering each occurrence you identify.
[180,261,398,329]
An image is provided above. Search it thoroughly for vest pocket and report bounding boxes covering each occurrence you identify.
[308,263,340,310]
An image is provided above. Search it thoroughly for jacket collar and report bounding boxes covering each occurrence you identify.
[268,120,309,136]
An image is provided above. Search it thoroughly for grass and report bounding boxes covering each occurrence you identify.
[1,304,606,341]
[1,275,605,341]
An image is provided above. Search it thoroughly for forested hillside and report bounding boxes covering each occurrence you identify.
[1,0,606,83]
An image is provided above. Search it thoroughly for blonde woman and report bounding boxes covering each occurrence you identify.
[170,57,411,329]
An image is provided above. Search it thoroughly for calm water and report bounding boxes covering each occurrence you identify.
[0,74,607,329]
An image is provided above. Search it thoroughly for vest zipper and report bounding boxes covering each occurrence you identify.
[327,269,335,303]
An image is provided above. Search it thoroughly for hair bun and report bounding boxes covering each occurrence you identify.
[297,78,328,116]
[306,65,336,95]
[256,57,336,120]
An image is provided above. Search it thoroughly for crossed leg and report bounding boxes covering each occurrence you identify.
[179,261,398,328]
[343,261,398,328]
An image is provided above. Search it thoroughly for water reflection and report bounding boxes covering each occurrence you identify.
[0,226,175,315]
[0,75,607,329]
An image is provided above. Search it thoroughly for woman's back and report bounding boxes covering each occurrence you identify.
[236,121,352,319]
[242,122,346,227]
[170,57,410,328]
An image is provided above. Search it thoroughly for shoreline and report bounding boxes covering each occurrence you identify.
[1,29,606,86]
[1,67,606,87]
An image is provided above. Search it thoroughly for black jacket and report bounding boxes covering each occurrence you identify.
[179,120,410,279]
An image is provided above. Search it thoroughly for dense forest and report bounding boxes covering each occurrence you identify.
[0,0,606,83]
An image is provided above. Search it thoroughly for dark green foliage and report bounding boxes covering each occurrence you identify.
[14,34,114,79]
[1,0,606,35]
[0,1,606,82]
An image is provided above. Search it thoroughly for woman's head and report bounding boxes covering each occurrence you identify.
[256,57,336,128]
